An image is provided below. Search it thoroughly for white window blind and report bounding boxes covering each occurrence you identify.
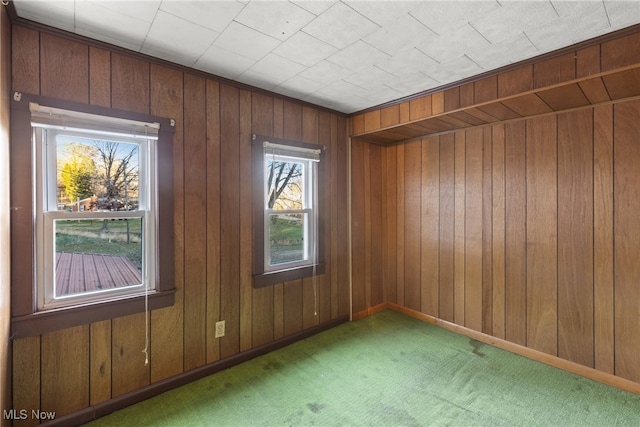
[263,140,322,162]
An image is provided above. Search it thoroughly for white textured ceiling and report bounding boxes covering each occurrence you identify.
[11,0,640,113]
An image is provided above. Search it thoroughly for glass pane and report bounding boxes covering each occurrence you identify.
[268,213,306,265]
[54,218,143,297]
[56,135,140,211]
[266,159,304,210]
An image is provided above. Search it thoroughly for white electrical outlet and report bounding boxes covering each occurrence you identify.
[215,320,225,338]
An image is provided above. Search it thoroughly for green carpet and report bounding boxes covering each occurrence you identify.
[88,310,640,426]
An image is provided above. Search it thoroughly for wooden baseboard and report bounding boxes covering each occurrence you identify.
[386,303,640,396]
[42,315,349,427]
[352,302,389,321]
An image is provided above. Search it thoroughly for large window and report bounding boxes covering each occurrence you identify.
[10,95,175,338]
[33,104,157,309]
[252,135,325,287]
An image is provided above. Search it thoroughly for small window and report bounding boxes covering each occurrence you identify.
[32,103,158,310]
[252,135,325,287]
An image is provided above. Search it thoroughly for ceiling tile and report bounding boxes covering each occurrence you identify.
[410,0,501,35]
[274,75,327,98]
[234,69,278,91]
[273,32,338,67]
[291,1,337,16]
[344,65,399,89]
[418,23,490,64]
[213,21,280,61]
[159,0,245,32]
[141,10,220,66]
[326,40,390,73]
[605,0,640,27]
[12,1,75,32]
[426,55,483,84]
[194,45,256,80]
[364,14,438,56]
[249,53,307,85]
[234,1,316,41]
[384,71,439,94]
[470,1,559,44]
[74,2,151,50]
[298,60,354,85]
[466,32,538,70]
[91,0,161,24]
[376,48,440,78]
[302,2,380,49]
[344,1,423,26]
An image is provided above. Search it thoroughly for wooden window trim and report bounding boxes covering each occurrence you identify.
[251,134,326,288]
[10,93,175,338]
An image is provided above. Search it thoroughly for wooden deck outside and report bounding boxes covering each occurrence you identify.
[55,252,142,296]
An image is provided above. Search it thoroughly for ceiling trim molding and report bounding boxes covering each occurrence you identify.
[5,1,349,118]
[351,22,640,116]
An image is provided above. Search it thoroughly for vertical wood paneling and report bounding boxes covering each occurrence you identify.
[396,144,406,306]
[481,127,493,334]
[12,337,40,427]
[613,100,640,383]
[369,145,384,307]
[40,33,88,103]
[404,139,422,312]
[219,84,241,357]
[11,26,39,95]
[593,104,614,374]
[464,128,483,332]
[329,114,340,319]
[89,47,111,108]
[351,140,366,314]
[491,124,506,339]
[557,109,594,367]
[504,121,527,346]
[272,99,285,338]
[183,73,207,370]
[453,132,466,325]
[111,53,149,114]
[385,145,398,304]
[90,321,112,405]
[111,313,149,397]
[421,136,439,317]
[336,116,350,318]
[525,115,557,355]
[251,93,274,347]
[363,143,372,313]
[239,90,253,351]
[41,326,89,416]
[205,79,222,363]
[439,134,455,322]
[150,64,185,379]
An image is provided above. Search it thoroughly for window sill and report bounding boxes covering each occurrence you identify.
[11,289,175,338]
[253,264,326,288]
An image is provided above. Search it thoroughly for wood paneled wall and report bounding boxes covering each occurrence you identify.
[10,27,350,421]
[351,101,640,384]
[1,5,12,426]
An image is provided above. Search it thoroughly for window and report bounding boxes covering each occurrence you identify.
[32,103,158,309]
[252,134,325,287]
[10,94,175,338]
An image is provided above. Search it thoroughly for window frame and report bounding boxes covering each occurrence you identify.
[252,134,325,288]
[10,93,175,338]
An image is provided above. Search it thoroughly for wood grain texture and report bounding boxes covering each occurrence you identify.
[12,337,40,427]
[239,90,253,350]
[613,100,640,383]
[481,126,493,335]
[421,136,439,317]
[150,63,185,380]
[89,47,111,107]
[404,139,422,312]
[111,53,149,114]
[453,132,466,325]
[557,109,594,367]
[491,124,506,339]
[380,104,400,128]
[369,145,384,308]
[396,144,406,306]
[464,128,483,332]
[593,104,614,374]
[498,66,533,98]
[525,114,558,356]
[41,326,89,416]
[504,121,527,346]
[410,96,432,120]
[438,134,455,322]
[90,320,112,405]
[111,313,149,397]
[183,73,208,370]
[351,140,366,314]
[533,52,575,88]
[11,25,39,95]
[474,76,498,104]
[219,84,241,357]
[40,33,88,103]
[385,145,398,304]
